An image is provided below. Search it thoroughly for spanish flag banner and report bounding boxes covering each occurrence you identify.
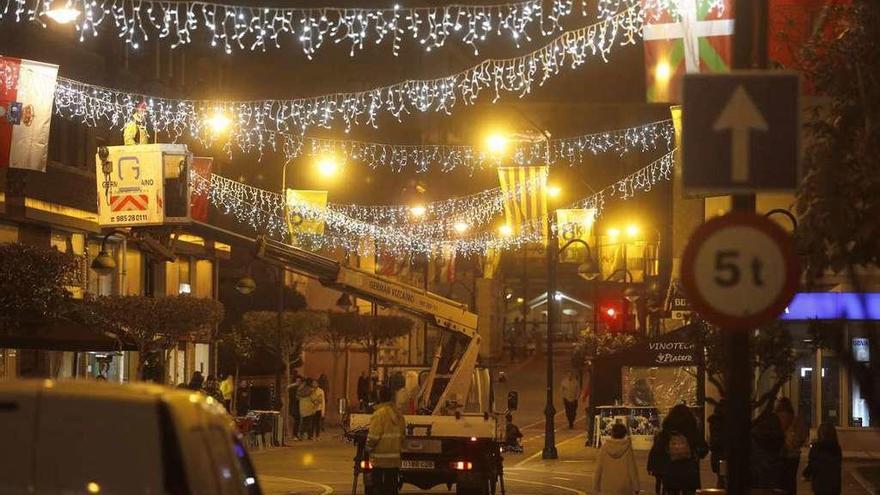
[555,208,596,264]
[285,189,328,235]
[497,166,549,244]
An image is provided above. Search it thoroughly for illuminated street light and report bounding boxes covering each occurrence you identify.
[607,227,620,239]
[409,205,427,217]
[485,133,508,156]
[46,1,81,24]
[499,224,513,237]
[654,60,672,85]
[315,155,341,178]
[453,221,470,234]
[547,185,561,199]
[208,111,231,135]
[626,224,639,238]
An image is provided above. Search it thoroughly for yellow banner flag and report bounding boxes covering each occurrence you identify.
[556,208,596,264]
[497,166,548,245]
[285,189,328,235]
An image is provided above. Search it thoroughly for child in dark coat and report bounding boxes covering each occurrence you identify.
[803,422,842,495]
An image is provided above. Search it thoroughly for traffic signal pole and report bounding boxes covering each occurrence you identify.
[725,2,768,494]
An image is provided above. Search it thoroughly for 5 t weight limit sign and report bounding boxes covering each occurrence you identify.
[681,213,800,329]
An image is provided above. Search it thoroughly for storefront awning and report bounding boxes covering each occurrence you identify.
[0,320,136,352]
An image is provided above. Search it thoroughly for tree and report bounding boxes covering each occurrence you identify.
[357,314,413,372]
[84,295,224,380]
[241,310,328,438]
[324,311,365,404]
[219,324,257,413]
[572,329,643,372]
[795,1,880,282]
[0,243,78,334]
[794,0,880,427]
[698,320,798,415]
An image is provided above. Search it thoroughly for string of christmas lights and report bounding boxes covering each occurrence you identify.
[280,118,674,172]
[597,0,728,21]
[190,148,675,256]
[49,5,644,148]
[9,0,586,58]
[194,170,545,241]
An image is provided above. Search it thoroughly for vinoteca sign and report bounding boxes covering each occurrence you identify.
[648,341,697,365]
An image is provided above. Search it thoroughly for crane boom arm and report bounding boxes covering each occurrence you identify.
[256,237,478,334]
[254,237,480,413]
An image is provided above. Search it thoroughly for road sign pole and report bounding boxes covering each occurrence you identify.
[725,2,769,494]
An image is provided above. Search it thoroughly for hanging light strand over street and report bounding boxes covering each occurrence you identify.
[47,6,643,146]
[190,149,675,256]
[12,0,585,57]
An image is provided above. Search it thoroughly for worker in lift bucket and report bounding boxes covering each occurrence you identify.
[123,101,150,145]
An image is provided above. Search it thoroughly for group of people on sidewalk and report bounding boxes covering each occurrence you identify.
[592,398,842,495]
[288,374,328,441]
[183,371,235,411]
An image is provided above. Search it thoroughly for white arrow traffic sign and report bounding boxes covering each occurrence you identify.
[712,86,768,183]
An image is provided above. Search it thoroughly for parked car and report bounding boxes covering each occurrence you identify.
[0,379,263,495]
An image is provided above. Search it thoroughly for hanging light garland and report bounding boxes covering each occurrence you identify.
[190,148,675,256]
[280,118,674,172]
[50,5,643,148]
[193,170,546,242]
[597,0,728,21]
[11,0,585,58]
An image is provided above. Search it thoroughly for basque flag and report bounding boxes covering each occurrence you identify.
[643,0,734,103]
[0,56,58,172]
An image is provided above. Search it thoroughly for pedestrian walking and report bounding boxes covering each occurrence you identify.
[777,397,809,495]
[357,370,370,411]
[560,370,579,429]
[707,399,727,488]
[297,378,317,440]
[648,431,668,494]
[803,422,842,495]
[649,404,707,495]
[312,379,326,439]
[594,423,640,495]
[288,377,303,440]
[366,385,406,495]
[219,374,234,412]
[751,409,785,491]
[187,371,204,391]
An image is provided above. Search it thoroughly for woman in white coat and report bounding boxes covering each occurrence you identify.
[594,423,641,495]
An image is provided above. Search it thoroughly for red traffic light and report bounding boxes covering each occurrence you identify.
[597,299,627,332]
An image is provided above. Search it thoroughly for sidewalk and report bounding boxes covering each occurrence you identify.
[509,432,876,495]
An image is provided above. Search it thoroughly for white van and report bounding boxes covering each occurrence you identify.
[0,379,263,495]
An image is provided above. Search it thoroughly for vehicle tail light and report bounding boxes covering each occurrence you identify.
[450,461,473,471]
[359,460,373,470]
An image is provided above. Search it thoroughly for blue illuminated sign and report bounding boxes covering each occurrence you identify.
[781,293,880,321]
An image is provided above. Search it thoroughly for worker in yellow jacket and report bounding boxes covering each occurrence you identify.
[366,385,406,495]
[123,101,150,145]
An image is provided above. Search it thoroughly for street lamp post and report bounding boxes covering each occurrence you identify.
[543,214,559,459]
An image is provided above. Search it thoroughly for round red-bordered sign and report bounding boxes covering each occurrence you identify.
[680,212,800,329]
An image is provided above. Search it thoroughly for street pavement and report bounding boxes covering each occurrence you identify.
[250,349,874,495]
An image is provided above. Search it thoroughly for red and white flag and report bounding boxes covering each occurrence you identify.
[643,0,735,102]
[0,56,58,172]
